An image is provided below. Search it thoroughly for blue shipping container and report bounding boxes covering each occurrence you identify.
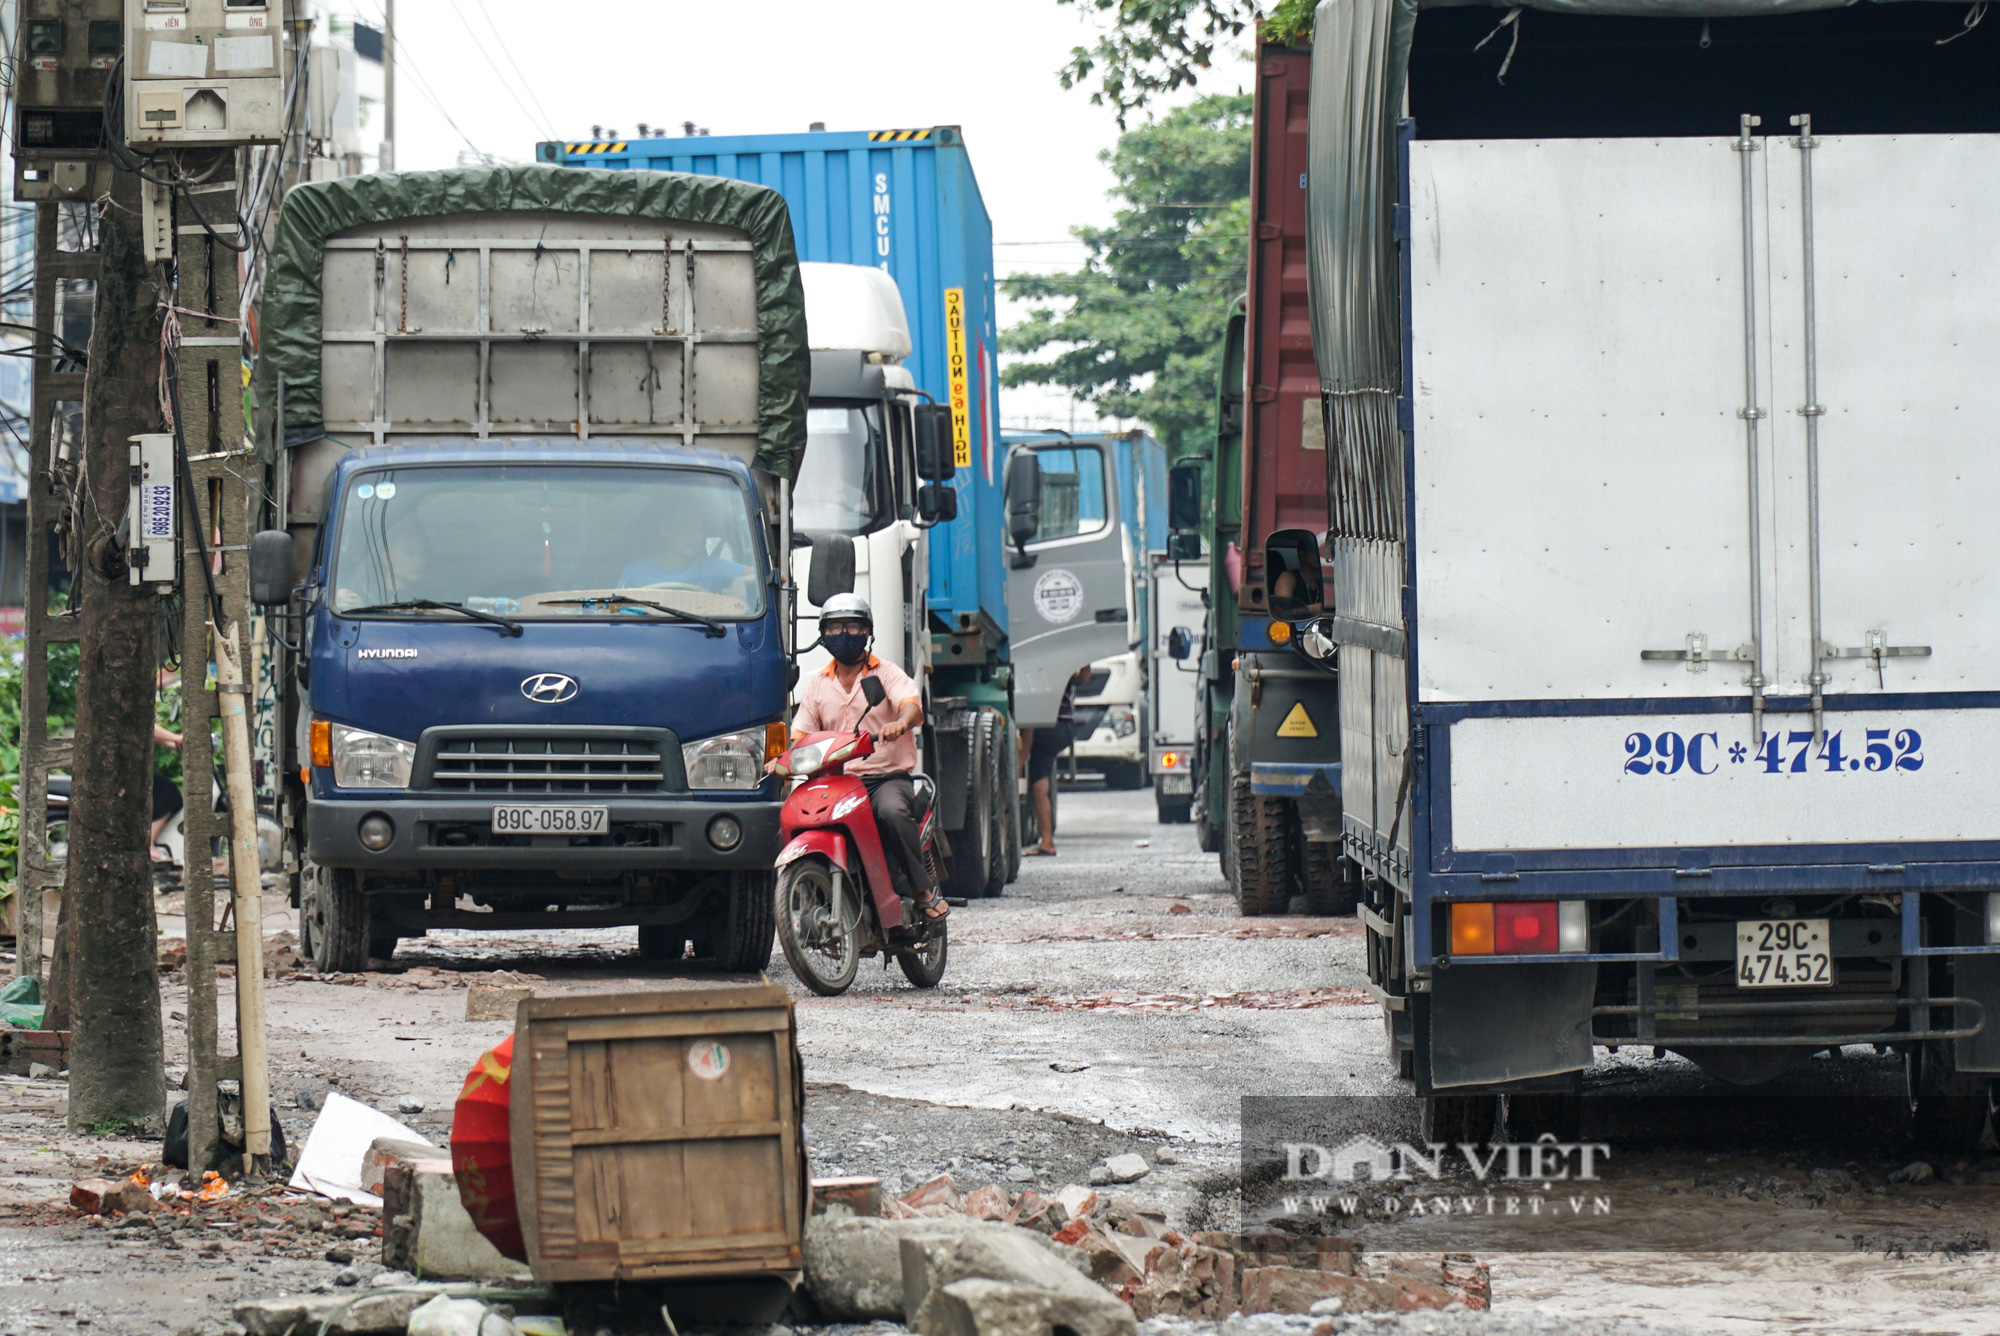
[544,128,1008,644]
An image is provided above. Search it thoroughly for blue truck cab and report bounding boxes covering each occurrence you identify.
[254,167,812,972]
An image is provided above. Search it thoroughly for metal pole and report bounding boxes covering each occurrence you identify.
[1792,114,1827,747]
[382,0,396,172]
[1734,114,1769,746]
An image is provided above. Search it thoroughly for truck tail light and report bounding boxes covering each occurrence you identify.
[1450,903,1495,956]
[1159,751,1181,769]
[310,719,331,769]
[1454,901,1588,956]
[766,721,789,761]
[1495,901,1559,954]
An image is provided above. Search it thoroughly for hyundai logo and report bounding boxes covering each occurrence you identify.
[521,673,578,704]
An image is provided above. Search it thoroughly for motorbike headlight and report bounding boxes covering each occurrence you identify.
[329,724,415,789]
[783,739,831,778]
[683,726,770,790]
[1107,705,1138,738]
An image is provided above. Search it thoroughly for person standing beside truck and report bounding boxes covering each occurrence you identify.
[777,595,947,922]
[1023,666,1092,857]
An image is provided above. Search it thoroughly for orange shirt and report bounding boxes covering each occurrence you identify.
[793,655,923,777]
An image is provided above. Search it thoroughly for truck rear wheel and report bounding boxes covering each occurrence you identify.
[978,712,1009,898]
[1002,728,1023,886]
[1231,772,1292,916]
[1300,840,1361,916]
[304,865,371,974]
[715,871,776,973]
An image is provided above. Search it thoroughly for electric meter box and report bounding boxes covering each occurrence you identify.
[123,0,283,146]
[10,0,123,200]
[126,433,176,591]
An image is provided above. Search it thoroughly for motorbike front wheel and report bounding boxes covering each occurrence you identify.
[775,859,861,996]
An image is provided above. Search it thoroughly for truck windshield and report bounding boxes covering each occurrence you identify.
[329,465,765,620]
[796,405,884,535]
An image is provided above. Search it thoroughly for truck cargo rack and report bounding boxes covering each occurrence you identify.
[1592,995,1983,1048]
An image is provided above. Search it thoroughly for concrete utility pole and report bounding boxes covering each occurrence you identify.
[382,0,395,171]
[62,166,169,1134]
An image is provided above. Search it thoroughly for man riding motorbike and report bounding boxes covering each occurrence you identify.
[769,594,947,923]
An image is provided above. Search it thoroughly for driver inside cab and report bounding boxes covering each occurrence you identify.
[620,515,751,596]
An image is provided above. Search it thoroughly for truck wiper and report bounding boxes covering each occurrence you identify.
[539,597,728,638]
[337,600,525,637]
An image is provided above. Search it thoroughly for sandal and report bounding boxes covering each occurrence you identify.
[1024,847,1057,857]
[916,893,950,922]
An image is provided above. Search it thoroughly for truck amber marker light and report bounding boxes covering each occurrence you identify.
[765,721,788,760]
[309,719,331,769]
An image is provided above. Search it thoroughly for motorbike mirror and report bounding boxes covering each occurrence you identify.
[914,404,956,482]
[249,530,295,607]
[1167,626,1193,661]
[1168,463,1202,533]
[861,675,887,711]
[806,533,856,606]
[917,482,958,524]
[1264,528,1326,619]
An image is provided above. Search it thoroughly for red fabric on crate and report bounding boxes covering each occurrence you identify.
[452,1033,526,1261]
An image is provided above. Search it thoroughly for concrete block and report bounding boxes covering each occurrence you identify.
[811,1175,883,1217]
[381,1157,527,1282]
[920,1277,1136,1336]
[902,1223,1103,1327]
[362,1136,445,1196]
[234,1290,434,1335]
[804,1213,997,1321]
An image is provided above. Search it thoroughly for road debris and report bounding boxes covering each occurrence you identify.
[290,1091,436,1205]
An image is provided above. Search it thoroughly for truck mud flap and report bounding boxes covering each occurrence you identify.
[1957,956,2000,1075]
[1422,962,1595,1092]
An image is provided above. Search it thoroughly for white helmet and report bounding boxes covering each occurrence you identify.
[819,593,873,627]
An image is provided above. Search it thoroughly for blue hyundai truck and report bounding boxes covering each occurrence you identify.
[249,166,810,973]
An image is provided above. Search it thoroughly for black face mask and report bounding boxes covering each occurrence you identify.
[824,631,870,666]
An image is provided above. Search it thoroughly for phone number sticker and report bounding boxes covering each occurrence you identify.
[1622,728,1923,776]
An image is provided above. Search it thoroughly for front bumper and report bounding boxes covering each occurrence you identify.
[306,794,784,871]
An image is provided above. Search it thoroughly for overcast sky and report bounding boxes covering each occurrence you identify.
[361,0,1256,432]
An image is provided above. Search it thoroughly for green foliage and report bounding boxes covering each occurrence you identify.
[1055,1,1312,126]
[1001,93,1253,455]
[1056,1,1258,128]
[1260,0,1316,46]
[87,1114,144,1138]
[0,640,82,891]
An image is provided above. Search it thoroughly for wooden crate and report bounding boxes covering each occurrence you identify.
[509,985,807,1283]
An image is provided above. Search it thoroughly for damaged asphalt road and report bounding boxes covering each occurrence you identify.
[4,787,2000,1333]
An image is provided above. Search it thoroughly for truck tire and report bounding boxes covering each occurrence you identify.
[303,865,370,974]
[1300,840,1361,916]
[1002,728,1023,886]
[979,712,1009,898]
[1230,771,1292,917]
[946,710,996,898]
[369,935,400,963]
[716,870,776,973]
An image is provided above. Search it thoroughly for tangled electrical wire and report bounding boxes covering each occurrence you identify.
[98,55,251,253]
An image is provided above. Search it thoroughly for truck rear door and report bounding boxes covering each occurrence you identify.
[1409,127,2000,870]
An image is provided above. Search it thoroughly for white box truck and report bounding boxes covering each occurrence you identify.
[1308,0,2000,1145]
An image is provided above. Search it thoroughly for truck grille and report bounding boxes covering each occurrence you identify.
[427,735,669,795]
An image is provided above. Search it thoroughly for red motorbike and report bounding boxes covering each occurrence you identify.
[771,693,949,995]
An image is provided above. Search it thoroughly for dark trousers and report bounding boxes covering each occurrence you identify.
[863,772,935,898]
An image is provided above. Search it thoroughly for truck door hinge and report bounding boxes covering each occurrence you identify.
[1824,630,1931,689]
[1641,632,1751,675]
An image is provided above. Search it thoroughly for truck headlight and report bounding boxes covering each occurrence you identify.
[682,726,769,790]
[329,724,415,789]
[1107,705,1137,738]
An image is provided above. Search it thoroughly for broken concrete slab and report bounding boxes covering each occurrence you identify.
[919,1277,1136,1336]
[381,1157,529,1282]
[901,1222,1102,1328]
[804,1213,1007,1321]
[362,1136,444,1196]
[810,1176,883,1218]
[1053,1185,1098,1220]
[234,1289,436,1335]
[407,1293,520,1335]
[465,983,536,1023]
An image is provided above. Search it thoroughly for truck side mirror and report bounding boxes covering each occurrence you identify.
[1167,627,1193,661]
[249,530,295,607]
[1004,450,1041,568]
[1168,532,1202,561]
[1264,529,1325,619]
[914,404,956,482]
[806,534,856,607]
[1168,463,1202,533]
[918,482,958,524]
